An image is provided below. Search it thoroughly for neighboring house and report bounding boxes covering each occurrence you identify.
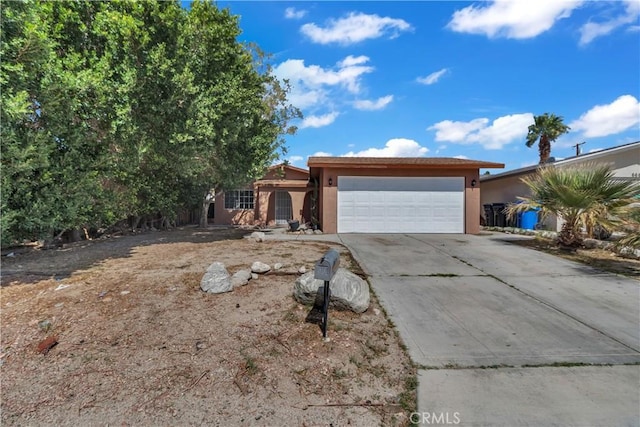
[480,141,640,230]
[214,157,505,234]
[212,163,313,227]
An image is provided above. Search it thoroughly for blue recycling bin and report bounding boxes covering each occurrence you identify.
[519,208,539,230]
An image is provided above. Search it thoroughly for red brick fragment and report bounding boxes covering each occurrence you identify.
[37,336,58,354]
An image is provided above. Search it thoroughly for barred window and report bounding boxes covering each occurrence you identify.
[224,190,254,210]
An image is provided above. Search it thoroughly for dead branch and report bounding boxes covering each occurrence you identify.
[185,370,210,391]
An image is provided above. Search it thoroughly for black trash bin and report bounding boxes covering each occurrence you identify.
[483,204,494,226]
[288,219,300,231]
[492,203,506,227]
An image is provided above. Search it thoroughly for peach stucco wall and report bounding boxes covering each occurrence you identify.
[255,187,310,226]
[317,167,481,234]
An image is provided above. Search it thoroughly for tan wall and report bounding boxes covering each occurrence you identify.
[317,167,481,234]
[255,187,309,226]
[563,148,639,177]
[480,173,534,206]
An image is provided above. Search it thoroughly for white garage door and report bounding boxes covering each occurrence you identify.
[337,176,464,233]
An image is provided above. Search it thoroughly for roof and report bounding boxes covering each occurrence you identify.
[481,140,639,182]
[253,179,310,188]
[307,157,505,169]
[268,163,308,174]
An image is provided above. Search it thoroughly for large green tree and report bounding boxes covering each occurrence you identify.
[506,165,639,247]
[1,0,299,245]
[526,113,570,164]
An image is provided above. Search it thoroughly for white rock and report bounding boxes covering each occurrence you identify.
[274,263,283,270]
[251,273,259,280]
[251,261,271,274]
[200,262,232,294]
[250,231,266,242]
[293,268,370,313]
[231,270,252,288]
[298,266,307,274]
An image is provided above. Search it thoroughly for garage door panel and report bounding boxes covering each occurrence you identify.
[337,177,464,233]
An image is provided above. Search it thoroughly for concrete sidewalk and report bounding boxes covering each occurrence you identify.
[339,233,640,426]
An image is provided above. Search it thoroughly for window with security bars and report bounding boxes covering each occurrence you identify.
[224,190,254,210]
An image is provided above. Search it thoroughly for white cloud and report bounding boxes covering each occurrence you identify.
[285,7,307,20]
[310,151,332,157]
[274,56,374,110]
[587,148,604,153]
[453,155,469,159]
[300,112,339,129]
[447,0,583,39]
[343,138,429,157]
[428,113,534,149]
[579,0,640,45]
[300,12,412,45]
[288,155,304,164]
[338,55,369,67]
[569,95,640,137]
[353,95,394,111]
[417,68,449,85]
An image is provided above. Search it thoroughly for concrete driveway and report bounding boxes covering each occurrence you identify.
[339,233,640,426]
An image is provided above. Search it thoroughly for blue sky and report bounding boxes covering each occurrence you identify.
[213,1,640,172]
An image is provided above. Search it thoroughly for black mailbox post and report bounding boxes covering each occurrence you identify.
[314,249,340,340]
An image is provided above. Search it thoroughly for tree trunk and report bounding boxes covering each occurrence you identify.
[200,190,212,228]
[539,135,551,164]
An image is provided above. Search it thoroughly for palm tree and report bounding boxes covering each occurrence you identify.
[526,113,570,164]
[506,165,639,248]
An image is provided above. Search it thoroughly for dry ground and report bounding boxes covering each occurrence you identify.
[0,227,415,426]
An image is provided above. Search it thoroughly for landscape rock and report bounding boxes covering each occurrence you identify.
[200,262,232,294]
[583,238,598,249]
[273,263,283,271]
[293,268,370,313]
[251,261,271,274]
[231,270,252,288]
[305,230,314,235]
[313,230,323,235]
[249,231,266,242]
[251,273,259,280]
[298,266,307,274]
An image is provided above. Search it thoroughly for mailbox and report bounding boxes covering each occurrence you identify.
[314,249,340,281]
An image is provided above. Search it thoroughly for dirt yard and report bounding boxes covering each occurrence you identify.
[0,227,416,426]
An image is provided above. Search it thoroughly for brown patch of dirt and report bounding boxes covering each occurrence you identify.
[507,236,640,279]
[0,227,415,426]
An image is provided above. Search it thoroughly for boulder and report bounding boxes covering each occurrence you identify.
[298,266,307,274]
[231,270,252,288]
[249,231,266,242]
[293,268,370,313]
[274,262,283,271]
[200,262,232,294]
[251,261,271,274]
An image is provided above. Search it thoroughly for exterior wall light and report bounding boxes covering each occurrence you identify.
[328,177,333,186]
[471,179,477,187]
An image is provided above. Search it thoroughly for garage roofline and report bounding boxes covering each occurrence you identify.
[307,156,504,170]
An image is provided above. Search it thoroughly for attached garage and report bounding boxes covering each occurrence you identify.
[308,156,504,234]
[337,176,464,233]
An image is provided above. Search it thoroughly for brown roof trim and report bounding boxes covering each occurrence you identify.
[254,179,311,188]
[307,156,504,169]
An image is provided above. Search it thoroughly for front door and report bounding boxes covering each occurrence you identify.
[275,191,292,225]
